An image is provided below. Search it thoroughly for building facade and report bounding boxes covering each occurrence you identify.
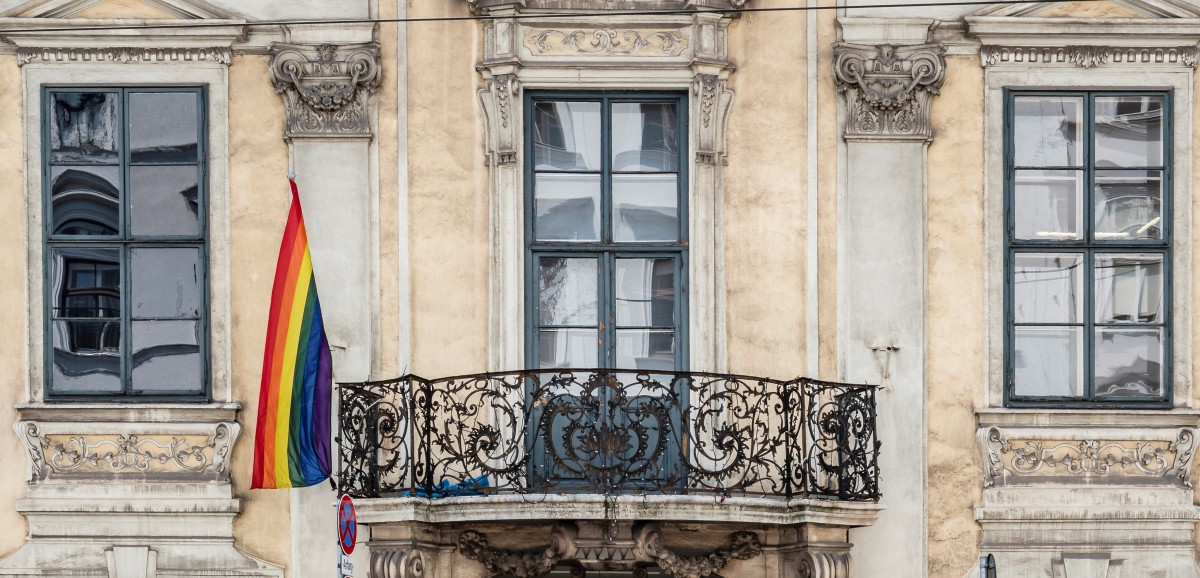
[0,0,1197,577]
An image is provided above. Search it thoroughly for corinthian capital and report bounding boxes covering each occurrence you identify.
[268,42,382,138]
[833,42,946,141]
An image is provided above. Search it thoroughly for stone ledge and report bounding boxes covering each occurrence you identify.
[977,408,1200,428]
[355,494,883,527]
[16,403,240,423]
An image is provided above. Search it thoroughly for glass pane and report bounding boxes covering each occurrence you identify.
[1012,253,1082,324]
[50,92,118,164]
[1094,170,1163,240]
[1095,328,1163,398]
[50,319,122,394]
[616,329,675,371]
[49,166,120,236]
[1013,96,1082,168]
[538,328,597,369]
[50,247,120,319]
[616,258,675,327]
[131,320,201,393]
[130,165,200,236]
[1095,95,1163,168]
[1095,254,1164,324]
[538,257,597,325]
[129,92,199,163]
[533,101,600,171]
[613,174,678,242]
[1012,327,1083,397]
[1013,170,1081,241]
[612,102,679,172]
[534,173,600,241]
[130,247,201,319]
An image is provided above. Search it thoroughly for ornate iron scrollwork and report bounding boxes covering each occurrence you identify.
[337,369,879,501]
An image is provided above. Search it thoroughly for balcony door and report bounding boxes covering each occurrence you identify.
[525,94,688,490]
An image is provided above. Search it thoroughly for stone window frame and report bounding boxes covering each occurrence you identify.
[476,10,737,374]
[42,85,211,401]
[21,57,236,410]
[983,65,1194,412]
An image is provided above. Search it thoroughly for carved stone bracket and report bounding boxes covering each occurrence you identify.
[692,73,734,165]
[794,547,851,578]
[479,73,521,166]
[980,427,1198,487]
[982,45,1198,68]
[457,523,761,578]
[268,42,382,138]
[15,421,239,482]
[833,42,947,142]
[372,548,427,578]
[17,46,231,66]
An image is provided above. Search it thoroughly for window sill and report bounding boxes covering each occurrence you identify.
[16,401,240,423]
[977,406,1200,428]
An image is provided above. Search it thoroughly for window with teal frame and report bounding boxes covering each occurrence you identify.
[1005,90,1171,407]
[43,87,208,400]
[524,93,688,372]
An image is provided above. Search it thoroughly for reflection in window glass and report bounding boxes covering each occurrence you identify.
[45,88,206,398]
[1007,91,1169,405]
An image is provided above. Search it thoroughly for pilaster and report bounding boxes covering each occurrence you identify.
[832,27,946,578]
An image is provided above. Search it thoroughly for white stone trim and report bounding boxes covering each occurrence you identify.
[20,60,234,405]
[980,67,1194,411]
[476,11,737,374]
[353,494,884,528]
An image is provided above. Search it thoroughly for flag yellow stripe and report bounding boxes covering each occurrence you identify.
[273,248,314,487]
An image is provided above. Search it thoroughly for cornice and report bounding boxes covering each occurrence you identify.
[966,16,1200,46]
[981,44,1197,68]
[17,45,231,65]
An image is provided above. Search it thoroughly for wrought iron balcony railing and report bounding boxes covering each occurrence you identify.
[337,369,880,501]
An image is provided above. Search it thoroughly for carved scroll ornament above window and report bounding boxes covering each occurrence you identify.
[467,0,750,12]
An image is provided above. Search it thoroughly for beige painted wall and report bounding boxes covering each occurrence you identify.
[0,55,28,560]
[407,1,489,377]
[925,55,986,578]
[228,53,293,571]
[725,4,811,378]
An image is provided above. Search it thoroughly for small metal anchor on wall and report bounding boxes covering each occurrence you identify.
[869,343,900,385]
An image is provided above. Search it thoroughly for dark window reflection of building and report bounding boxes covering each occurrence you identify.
[51,168,119,236]
[57,257,119,352]
[52,93,118,163]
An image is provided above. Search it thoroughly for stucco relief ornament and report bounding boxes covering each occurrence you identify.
[981,427,1198,487]
[529,29,688,57]
[269,42,382,138]
[833,42,946,141]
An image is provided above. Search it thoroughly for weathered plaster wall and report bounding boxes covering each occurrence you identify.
[378,0,402,379]
[228,53,292,573]
[0,55,28,561]
[816,0,839,379]
[407,0,489,377]
[725,4,810,377]
[925,54,986,578]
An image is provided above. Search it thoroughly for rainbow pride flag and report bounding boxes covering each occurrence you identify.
[252,179,333,489]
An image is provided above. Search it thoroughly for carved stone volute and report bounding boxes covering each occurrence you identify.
[372,548,427,578]
[268,42,382,138]
[833,42,946,141]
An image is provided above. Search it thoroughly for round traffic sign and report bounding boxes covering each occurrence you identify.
[338,494,357,556]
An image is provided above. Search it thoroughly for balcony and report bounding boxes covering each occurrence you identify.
[336,369,880,504]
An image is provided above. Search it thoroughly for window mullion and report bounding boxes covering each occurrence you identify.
[120,89,132,396]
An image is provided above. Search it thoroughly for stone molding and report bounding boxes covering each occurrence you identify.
[372,547,427,578]
[456,522,762,578]
[17,46,231,65]
[15,420,239,482]
[981,45,1199,68]
[268,42,382,138]
[979,426,1198,487]
[832,42,947,142]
